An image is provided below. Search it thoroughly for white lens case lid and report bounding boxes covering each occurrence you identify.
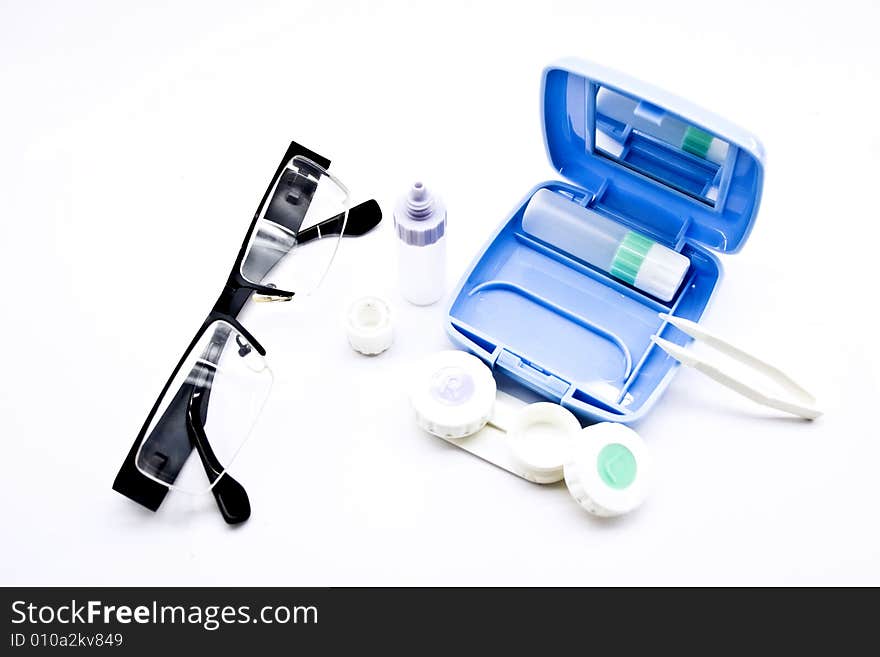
[346,296,393,355]
[564,422,652,518]
[411,350,496,439]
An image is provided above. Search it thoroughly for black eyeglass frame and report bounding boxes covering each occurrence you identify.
[112,141,382,524]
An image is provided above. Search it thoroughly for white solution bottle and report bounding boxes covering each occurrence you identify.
[394,182,447,305]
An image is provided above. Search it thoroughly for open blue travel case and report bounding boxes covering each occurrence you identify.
[447,58,765,423]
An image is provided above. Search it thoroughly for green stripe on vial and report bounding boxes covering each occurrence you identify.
[610,231,654,284]
[681,125,714,159]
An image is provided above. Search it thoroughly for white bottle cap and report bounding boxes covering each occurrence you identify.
[346,296,393,355]
[564,423,652,517]
[411,351,496,439]
[394,182,446,246]
[634,242,690,301]
[505,402,582,484]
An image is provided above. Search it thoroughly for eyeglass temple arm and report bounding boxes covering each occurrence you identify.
[245,158,381,289]
[242,199,383,301]
[187,388,251,525]
[187,325,252,524]
[261,153,381,242]
[295,199,383,244]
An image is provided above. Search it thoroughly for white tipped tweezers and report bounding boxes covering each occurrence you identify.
[652,313,822,420]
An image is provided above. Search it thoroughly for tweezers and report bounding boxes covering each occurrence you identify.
[652,313,821,420]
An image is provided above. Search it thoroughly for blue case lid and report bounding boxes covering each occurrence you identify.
[447,59,765,424]
[542,58,764,252]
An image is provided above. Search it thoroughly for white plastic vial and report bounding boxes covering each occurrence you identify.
[522,188,690,301]
[394,182,446,306]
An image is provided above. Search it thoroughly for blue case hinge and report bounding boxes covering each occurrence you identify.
[496,349,570,400]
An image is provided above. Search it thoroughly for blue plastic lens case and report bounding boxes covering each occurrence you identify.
[446,58,765,424]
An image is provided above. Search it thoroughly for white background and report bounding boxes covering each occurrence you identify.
[2,0,878,586]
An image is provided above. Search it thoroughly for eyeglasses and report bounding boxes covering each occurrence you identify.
[113,142,382,524]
